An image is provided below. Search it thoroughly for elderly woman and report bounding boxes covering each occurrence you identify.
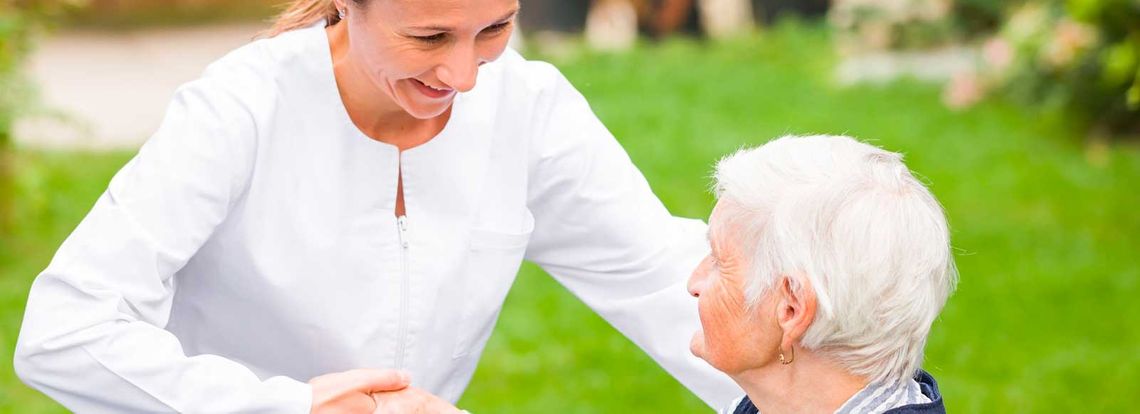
[688,135,956,414]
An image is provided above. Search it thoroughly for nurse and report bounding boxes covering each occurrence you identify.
[13,0,739,412]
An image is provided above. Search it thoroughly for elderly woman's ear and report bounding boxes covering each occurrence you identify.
[774,275,817,360]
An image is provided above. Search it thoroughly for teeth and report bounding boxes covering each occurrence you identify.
[420,80,446,91]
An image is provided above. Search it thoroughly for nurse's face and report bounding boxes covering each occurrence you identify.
[341,0,518,119]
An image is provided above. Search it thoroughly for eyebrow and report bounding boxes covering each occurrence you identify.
[408,8,519,32]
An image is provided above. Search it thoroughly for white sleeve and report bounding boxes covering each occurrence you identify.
[523,66,741,409]
[13,76,312,413]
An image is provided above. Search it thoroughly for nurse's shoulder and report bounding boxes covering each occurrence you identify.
[131,28,318,188]
[175,27,312,113]
[149,26,325,152]
[482,47,579,101]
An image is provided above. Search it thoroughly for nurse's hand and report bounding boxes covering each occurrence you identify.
[310,369,412,414]
[372,386,462,414]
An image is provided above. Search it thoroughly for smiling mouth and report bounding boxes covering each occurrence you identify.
[411,78,454,98]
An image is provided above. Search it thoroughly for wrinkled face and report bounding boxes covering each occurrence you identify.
[343,0,518,119]
[687,201,781,375]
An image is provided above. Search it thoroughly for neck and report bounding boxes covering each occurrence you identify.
[732,351,867,414]
[326,22,443,149]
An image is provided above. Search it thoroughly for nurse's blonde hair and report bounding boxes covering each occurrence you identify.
[264,0,353,37]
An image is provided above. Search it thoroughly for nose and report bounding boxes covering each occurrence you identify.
[687,256,709,298]
[437,43,481,93]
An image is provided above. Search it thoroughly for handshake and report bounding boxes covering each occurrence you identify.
[310,369,464,414]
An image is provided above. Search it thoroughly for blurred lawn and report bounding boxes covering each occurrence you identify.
[3,20,1139,413]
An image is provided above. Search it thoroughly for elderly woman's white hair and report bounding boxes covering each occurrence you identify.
[712,135,957,384]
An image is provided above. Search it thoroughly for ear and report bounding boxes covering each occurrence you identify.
[775,274,817,352]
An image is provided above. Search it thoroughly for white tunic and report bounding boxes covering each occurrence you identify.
[14,23,739,412]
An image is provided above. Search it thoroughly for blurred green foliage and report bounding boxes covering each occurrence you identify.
[985,0,1140,138]
[0,0,86,233]
[829,0,965,53]
[0,0,86,140]
[953,0,1010,34]
[832,0,1139,139]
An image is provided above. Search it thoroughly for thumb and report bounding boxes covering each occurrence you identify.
[353,369,411,393]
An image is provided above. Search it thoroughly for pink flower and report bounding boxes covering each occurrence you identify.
[982,37,1014,73]
[943,71,985,110]
[1042,19,1099,69]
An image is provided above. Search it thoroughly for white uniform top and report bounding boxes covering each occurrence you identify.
[14,23,739,413]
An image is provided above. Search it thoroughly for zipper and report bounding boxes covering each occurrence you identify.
[394,214,410,368]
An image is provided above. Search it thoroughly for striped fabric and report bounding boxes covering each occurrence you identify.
[720,378,931,414]
[834,378,931,413]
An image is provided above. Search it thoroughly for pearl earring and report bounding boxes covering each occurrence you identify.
[338,8,346,19]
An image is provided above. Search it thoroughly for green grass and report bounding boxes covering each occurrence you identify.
[0,151,136,414]
[4,20,1140,412]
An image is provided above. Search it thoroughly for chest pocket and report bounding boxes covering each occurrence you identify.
[451,213,534,358]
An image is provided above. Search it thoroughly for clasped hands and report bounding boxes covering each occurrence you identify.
[310,368,463,414]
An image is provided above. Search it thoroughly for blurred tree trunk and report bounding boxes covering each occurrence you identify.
[518,0,589,33]
[639,0,696,37]
[586,0,639,50]
[586,0,707,49]
[696,0,753,38]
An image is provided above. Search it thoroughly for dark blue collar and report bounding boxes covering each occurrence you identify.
[732,370,946,414]
[883,370,945,414]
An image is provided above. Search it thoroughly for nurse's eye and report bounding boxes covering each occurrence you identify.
[481,21,511,36]
[412,33,448,44]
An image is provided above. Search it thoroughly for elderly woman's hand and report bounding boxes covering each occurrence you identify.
[372,386,463,414]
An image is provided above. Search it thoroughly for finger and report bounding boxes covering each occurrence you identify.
[352,369,411,393]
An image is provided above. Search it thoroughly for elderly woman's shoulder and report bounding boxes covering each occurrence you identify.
[728,371,947,414]
[881,371,946,414]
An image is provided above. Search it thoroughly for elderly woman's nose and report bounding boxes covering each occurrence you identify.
[438,45,480,93]
[687,259,709,297]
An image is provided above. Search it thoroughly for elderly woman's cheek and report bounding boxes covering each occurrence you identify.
[694,299,728,365]
[691,293,719,359]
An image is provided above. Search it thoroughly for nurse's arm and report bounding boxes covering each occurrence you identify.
[13,76,315,413]
[523,65,742,409]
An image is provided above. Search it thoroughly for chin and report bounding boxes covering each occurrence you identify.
[393,81,455,120]
[403,102,452,120]
[691,335,738,374]
[690,332,707,359]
